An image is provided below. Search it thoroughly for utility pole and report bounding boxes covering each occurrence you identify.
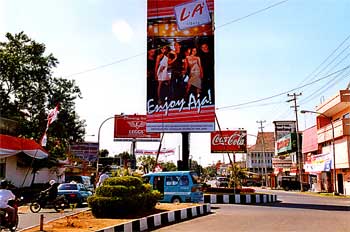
[257,120,267,187]
[287,93,303,191]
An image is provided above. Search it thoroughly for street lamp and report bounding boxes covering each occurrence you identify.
[300,110,337,194]
[96,116,116,177]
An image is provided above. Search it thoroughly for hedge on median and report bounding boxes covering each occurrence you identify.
[88,176,161,218]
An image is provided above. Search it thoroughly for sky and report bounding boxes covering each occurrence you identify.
[1,0,349,167]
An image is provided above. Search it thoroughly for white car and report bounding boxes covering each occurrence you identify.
[215,177,229,187]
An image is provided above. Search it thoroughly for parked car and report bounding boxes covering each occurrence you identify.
[281,176,309,191]
[215,177,229,187]
[65,175,94,192]
[57,182,93,206]
[244,180,262,187]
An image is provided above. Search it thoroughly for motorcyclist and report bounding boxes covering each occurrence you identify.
[41,180,58,202]
[0,180,16,227]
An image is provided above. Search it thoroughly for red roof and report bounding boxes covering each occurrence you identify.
[248,132,275,152]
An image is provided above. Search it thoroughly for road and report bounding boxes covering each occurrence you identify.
[154,189,350,232]
[17,205,89,231]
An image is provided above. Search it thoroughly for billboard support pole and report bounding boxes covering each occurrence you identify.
[154,133,164,170]
[182,132,190,171]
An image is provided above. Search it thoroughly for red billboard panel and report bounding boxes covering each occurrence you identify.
[114,115,161,141]
[211,130,247,153]
[146,0,215,132]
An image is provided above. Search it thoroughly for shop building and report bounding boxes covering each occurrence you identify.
[311,89,350,195]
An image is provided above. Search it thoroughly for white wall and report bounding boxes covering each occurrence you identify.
[5,156,65,187]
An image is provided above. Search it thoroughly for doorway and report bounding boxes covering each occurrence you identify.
[337,174,344,194]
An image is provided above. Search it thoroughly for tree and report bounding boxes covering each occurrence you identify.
[0,32,86,183]
[227,164,247,189]
[161,161,177,171]
[99,149,109,158]
[137,156,157,173]
[118,152,131,169]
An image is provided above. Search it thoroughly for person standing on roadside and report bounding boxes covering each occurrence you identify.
[96,166,110,188]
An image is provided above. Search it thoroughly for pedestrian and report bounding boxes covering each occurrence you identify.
[96,166,110,188]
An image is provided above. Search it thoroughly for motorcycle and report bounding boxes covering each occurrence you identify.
[0,197,22,232]
[30,191,68,213]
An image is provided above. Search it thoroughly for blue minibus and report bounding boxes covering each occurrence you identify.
[142,171,203,203]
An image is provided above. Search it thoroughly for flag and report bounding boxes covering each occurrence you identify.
[40,104,60,146]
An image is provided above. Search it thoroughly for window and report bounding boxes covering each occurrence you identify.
[165,176,179,186]
[343,113,350,119]
[179,176,189,186]
[0,158,5,178]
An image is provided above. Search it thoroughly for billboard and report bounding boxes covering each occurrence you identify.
[211,130,247,153]
[114,115,161,141]
[146,0,215,132]
[276,133,301,154]
[273,120,296,140]
[70,142,98,162]
[304,153,332,173]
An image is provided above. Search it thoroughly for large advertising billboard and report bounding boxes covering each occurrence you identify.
[211,130,247,153]
[273,120,296,140]
[114,115,161,141]
[70,142,98,162]
[146,0,215,132]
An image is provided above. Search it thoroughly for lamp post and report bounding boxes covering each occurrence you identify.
[96,116,116,177]
[300,110,337,194]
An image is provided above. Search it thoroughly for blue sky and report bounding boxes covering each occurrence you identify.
[1,0,349,166]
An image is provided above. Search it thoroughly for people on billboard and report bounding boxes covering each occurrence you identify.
[184,47,203,98]
[147,48,157,103]
[155,45,176,104]
[168,42,186,101]
[199,42,214,102]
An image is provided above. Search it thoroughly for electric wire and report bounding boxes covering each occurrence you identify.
[215,65,350,110]
[63,0,289,78]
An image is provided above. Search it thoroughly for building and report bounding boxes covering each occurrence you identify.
[312,89,350,195]
[302,126,323,192]
[246,132,275,186]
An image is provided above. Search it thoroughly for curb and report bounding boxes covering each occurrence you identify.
[204,194,277,204]
[96,203,211,232]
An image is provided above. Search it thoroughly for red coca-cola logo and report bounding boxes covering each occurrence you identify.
[211,133,246,146]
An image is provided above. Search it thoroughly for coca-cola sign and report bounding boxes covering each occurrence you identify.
[211,130,247,153]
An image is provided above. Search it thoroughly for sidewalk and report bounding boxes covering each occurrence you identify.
[257,186,350,198]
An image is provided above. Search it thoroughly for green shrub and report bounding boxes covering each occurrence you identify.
[88,176,161,218]
[104,176,143,188]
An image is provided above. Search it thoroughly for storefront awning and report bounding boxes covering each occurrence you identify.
[0,134,48,159]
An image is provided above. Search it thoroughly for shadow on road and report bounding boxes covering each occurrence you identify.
[259,201,350,211]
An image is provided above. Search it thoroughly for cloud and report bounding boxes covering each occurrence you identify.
[112,20,134,43]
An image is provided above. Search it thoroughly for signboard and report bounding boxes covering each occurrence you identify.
[304,153,332,173]
[135,148,175,156]
[70,142,98,162]
[211,130,247,153]
[273,121,296,140]
[146,0,215,132]
[174,0,211,30]
[114,115,160,141]
[272,157,293,168]
[276,133,301,154]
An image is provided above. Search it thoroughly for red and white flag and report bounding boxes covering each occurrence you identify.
[40,104,59,146]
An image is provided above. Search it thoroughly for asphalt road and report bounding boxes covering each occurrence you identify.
[154,189,350,232]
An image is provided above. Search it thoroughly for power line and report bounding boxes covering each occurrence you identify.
[63,0,290,78]
[216,65,350,110]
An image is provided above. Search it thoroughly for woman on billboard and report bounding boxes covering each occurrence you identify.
[184,47,203,99]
